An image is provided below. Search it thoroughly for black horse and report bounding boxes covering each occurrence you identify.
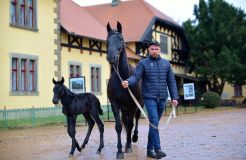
[52,77,104,156]
[106,22,144,159]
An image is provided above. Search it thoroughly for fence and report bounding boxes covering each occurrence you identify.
[0,103,202,129]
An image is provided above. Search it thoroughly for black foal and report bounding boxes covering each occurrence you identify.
[52,77,104,156]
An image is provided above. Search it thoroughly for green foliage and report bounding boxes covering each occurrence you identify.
[183,0,246,95]
[202,91,221,108]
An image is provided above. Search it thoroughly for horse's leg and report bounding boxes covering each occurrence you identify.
[67,116,81,156]
[122,110,134,153]
[132,108,141,143]
[111,102,124,159]
[81,113,95,150]
[90,112,104,154]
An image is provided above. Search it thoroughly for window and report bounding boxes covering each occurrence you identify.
[28,0,34,27]
[11,0,17,24]
[20,59,27,91]
[12,58,18,91]
[160,34,168,54]
[20,0,25,26]
[91,66,101,93]
[234,84,242,97]
[10,0,37,30]
[10,53,38,95]
[69,64,81,78]
[29,60,35,91]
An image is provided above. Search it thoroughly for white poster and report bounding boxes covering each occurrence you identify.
[183,83,195,100]
[69,76,86,94]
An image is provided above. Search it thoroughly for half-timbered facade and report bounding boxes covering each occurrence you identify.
[59,0,192,105]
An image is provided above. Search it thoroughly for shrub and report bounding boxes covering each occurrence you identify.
[201,91,221,108]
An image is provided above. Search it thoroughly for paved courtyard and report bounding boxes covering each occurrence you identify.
[0,108,246,160]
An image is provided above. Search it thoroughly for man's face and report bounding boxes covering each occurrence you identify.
[148,45,160,58]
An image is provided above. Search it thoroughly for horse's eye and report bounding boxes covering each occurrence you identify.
[118,46,122,50]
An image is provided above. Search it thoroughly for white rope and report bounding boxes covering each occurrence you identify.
[163,105,176,130]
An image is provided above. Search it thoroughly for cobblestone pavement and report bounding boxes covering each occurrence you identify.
[0,108,246,160]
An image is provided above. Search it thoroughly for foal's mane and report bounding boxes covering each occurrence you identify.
[61,84,76,97]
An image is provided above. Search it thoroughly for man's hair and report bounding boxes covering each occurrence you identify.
[148,40,160,48]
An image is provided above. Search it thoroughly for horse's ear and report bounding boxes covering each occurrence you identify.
[117,21,122,33]
[107,22,112,33]
[60,77,64,84]
[52,78,57,85]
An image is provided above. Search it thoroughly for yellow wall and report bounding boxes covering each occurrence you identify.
[222,82,246,102]
[61,34,110,105]
[153,25,173,61]
[0,0,57,109]
[171,65,186,75]
[127,42,136,52]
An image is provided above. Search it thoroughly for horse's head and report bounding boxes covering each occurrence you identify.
[106,21,124,65]
[52,77,65,105]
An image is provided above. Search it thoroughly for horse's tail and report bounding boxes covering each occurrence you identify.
[97,100,103,115]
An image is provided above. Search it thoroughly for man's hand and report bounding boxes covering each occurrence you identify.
[121,80,129,88]
[171,99,178,107]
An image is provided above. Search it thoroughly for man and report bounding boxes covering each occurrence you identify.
[121,40,179,159]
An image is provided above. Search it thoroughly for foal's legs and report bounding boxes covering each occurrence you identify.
[67,116,81,156]
[132,109,141,143]
[81,113,95,150]
[90,111,104,153]
[111,102,124,159]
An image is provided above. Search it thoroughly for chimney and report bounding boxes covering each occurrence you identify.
[112,0,120,6]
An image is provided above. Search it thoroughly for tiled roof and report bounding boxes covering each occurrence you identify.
[61,0,179,42]
[61,0,107,41]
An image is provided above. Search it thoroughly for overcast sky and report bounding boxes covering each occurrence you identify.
[73,0,246,25]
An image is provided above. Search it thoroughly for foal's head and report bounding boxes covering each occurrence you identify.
[106,21,125,65]
[52,77,65,105]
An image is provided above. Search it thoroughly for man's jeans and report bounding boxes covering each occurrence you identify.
[144,98,166,151]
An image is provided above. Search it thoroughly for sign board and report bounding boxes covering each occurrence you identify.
[183,83,195,100]
[69,76,86,94]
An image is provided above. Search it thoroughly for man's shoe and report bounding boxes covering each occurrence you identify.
[155,150,167,159]
[147,149,156,158]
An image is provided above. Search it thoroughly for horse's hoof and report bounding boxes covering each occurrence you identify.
[81,146,85,150]
[96,150,101,154]
[116,152,124,159]
[125,147,132,153]
[69,154,73,157]
[132,134,138,143]
[77,147,81,152]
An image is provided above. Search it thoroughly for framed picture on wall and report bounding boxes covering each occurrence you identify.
[69,76,86,94]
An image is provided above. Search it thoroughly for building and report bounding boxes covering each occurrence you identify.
[60,0,192,105]
[0,0,245,109]
[0,0,60,109]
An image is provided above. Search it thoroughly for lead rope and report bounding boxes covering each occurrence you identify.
[112,65,176,130]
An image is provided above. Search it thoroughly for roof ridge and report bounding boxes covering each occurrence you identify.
[142,0,178,25]
[138,0,155,17]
